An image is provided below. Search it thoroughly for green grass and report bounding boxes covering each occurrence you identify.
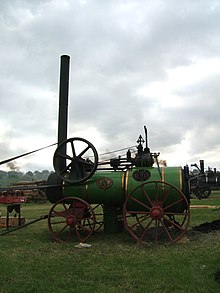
[0,194,220,293]
[190,190,220,226]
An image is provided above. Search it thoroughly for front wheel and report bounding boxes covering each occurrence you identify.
[48,197,96,243]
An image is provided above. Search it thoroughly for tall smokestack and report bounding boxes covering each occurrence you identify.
[58,55,70,145]
[57,55,70,171]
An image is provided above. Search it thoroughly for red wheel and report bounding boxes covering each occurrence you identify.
[48,197,95,243]
[123,181,190,244]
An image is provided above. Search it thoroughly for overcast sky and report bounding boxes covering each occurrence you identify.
[0,0,220,172]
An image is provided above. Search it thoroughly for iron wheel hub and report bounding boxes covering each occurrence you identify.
[150,206,164,220]
[66,215,76,226]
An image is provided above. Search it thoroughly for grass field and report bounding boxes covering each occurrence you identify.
[0,193,220,293]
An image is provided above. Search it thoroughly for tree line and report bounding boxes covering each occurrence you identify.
[0,170,53,187]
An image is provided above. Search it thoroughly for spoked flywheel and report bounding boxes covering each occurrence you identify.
[48,197,95,243]
[53,137,98,183]
[123,181,190,244]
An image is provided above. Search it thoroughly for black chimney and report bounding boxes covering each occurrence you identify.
[57,55,70,171]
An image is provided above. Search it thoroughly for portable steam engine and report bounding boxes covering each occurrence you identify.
[46,126,191,244]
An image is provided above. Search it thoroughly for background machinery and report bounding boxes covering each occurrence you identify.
[188,160,220,199]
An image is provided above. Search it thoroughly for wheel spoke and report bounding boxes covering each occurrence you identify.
[139,219,154,241]
[155,182,159,203]
[62,202,68,210]
[52,209,68,218]
[55,224,68,238]
[162,215,185,231]
[67,227,73,241]
[78,219,92,230]
[78,145,90,158]
[163,198,184,211]
[75,227,83,242]
[130,195,151,210]
[74,206,88,218]
[129,214,151,230]
[83,219,93,230]
[70,140,76,158]
[141,185,154,206]
[51,219,66,225]
[126,210,150,215]
[59,165,68,175]
[161,187,173,204]
[161,219,174,241]
[56,152,73,161]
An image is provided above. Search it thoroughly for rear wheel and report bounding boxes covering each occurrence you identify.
[123,181,190,244]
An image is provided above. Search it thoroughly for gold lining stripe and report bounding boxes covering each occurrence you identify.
[179,167,182,191]
[161,167,165,190]
[161,167,165,182]
[122,172,125,189]
[124,170,129,196]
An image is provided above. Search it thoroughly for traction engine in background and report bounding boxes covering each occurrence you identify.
[186,160,220,199]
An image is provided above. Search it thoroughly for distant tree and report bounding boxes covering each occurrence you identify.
[34,170,42,180]
[41,170,50,179]
[6,171,24,184]
[8,171,20,179]
[0,170,7,180]
[24,171,34,181]
[26,171,34,177]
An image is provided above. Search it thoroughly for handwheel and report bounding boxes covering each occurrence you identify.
[123,181,190,244]
[53,137,98,183]
[48,197,95,243]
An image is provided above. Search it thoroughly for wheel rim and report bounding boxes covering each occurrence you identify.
[194,185,211,199]
[53,137,98,183]
[48,197,95,243]
[123,181,190,244]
